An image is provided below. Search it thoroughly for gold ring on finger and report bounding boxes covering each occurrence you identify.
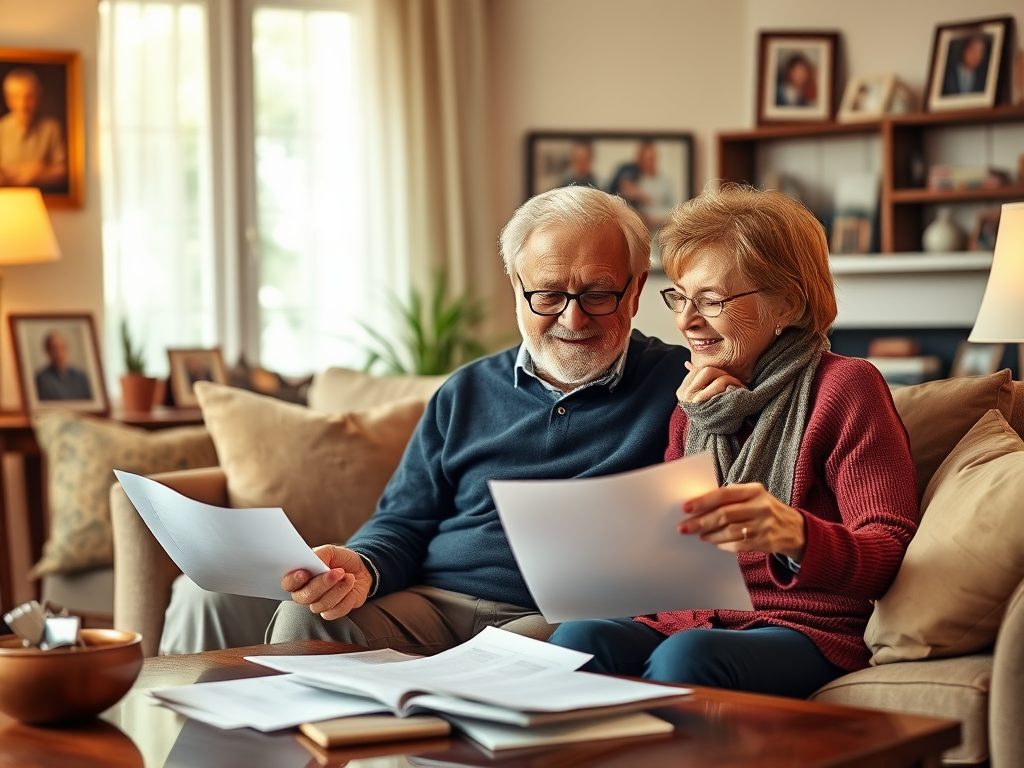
[741,526,749,542]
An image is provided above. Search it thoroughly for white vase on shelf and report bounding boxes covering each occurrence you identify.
[922,207,966,253]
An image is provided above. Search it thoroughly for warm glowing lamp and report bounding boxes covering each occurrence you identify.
[969,201,1024,376]
[0,187,62,267]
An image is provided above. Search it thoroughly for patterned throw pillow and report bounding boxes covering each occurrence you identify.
[30,411,218,577]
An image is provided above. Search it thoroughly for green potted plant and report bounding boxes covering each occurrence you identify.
[358,269,487,375]
[119,320,157,412]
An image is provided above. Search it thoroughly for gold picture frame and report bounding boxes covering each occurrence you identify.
[0,48,84,208]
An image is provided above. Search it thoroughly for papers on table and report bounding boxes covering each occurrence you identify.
[151,627,691,735]
[150,674,388,732]
[447,711,673,752]
[489,452,755,622]
[114,470,327,601]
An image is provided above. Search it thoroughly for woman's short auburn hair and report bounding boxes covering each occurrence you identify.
[659,184,837,336]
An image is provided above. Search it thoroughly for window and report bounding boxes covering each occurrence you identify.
[100,0,368,381]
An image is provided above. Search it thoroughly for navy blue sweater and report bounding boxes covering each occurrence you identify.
[347,331,689,609]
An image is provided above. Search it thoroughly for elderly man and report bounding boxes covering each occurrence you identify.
[0,68,68,189]
[35,331,92,401]
[160,186,688,655]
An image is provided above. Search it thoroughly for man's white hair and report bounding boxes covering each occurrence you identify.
[498,186,651,276]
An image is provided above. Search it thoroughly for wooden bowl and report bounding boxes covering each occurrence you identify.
[0,629,143,724]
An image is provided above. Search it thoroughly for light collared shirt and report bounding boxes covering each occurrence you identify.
[0,115,66,177]
[513,342,628,399]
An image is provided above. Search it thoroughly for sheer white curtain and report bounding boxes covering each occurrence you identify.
[361,0,496,326]
[99,0,218,383]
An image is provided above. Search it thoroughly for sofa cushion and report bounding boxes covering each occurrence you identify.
[810,654,991,765]
[307,367,446,414]
[890,369,1015,502]
[194,382,425,548]
[30,412,218,577]
[865,409,1024,665]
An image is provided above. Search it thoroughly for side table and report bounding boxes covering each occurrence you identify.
[0,408,204,614]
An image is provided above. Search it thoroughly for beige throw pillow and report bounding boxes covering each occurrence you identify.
[193,382,425,548]
[891,369,1015,502]
[307,366,446,414]
[866,409,1024,664]
[31,412,218,577]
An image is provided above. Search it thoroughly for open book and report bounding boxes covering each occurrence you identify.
[248,627,691,728]
[152,627,691,735]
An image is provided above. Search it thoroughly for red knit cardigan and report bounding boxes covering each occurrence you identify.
[636,353,919,672]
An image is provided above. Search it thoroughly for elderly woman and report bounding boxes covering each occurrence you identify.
[548,185,918,698]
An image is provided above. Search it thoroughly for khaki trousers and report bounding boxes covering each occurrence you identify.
[266,584,556,655]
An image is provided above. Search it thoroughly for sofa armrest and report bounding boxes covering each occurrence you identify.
[111,466,228,657]
[991,577,1024,768]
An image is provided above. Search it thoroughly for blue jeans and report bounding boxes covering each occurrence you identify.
[549,618,845,699]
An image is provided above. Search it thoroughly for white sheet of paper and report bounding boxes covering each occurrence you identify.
[150,674,388,732]
[489,453,754,622]
[114,470,328,601]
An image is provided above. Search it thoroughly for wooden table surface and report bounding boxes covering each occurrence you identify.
[0,640,959,768]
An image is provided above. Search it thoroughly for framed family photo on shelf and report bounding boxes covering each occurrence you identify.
[925,16,1015,112]
[8,313,108,414]
[526,132,694,270]
[757,31,839,125]
[950,341,1004,377]
[167,347,228,408]
[0,48,83,208]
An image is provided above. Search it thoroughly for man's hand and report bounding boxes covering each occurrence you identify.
[281,545,373,620]
[676,361,745,404]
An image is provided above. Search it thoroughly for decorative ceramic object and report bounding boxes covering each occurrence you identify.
[922,207,965,253]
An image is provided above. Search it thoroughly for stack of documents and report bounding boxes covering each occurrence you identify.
[150,627,688,751]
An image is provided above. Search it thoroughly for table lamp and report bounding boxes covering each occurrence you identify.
[968,201,1024,377]
[0,188,63,397]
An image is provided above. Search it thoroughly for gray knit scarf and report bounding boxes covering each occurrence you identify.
[680,328,829,505]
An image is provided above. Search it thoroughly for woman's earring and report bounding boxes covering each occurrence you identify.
[775,324,782,336]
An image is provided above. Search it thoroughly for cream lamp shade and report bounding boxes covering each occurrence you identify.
[0,188,62,265]
[969,201,1024,343]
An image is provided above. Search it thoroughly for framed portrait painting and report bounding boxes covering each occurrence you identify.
[9,313,108,414]
[758,32,839,125]
[837,74,896,123]
[526,132,694,269]
[925,16,1015,112]
[969,208,1001,251]
[0,48,83,208]
[167,348,228,408]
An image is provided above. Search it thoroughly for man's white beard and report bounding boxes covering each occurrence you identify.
[517,304,626,389]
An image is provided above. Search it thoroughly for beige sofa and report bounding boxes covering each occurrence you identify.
[111,371,1024,767]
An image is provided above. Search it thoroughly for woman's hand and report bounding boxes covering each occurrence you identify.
[679,483,807,562]
[677,361,745,404]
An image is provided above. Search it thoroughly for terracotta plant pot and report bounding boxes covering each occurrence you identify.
[120,374,158,413]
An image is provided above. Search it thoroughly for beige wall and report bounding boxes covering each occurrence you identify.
[0,0,103,411]
[487,0,1024,341]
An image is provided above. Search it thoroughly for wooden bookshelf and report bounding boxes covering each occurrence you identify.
[718,105,1024,254]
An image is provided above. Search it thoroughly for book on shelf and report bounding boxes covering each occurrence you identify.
[926,165,1012,191]
[866,356,942,386]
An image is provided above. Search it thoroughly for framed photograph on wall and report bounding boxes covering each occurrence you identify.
[0,48,84,208]
[757,31,839,125]
[526,132,694,269]
[950,341,1004,377]
[925,16,1015,112]
[167,348,228,408]
[9,313,108,414]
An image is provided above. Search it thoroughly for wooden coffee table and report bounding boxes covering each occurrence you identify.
[0,640,959,767]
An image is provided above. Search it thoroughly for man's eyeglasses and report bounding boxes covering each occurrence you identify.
[518,275,634,317]
[660,288,761,318]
